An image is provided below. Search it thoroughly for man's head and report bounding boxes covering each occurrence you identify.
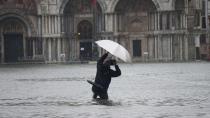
[104,59,116,66]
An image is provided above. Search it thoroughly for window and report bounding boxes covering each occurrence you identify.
[200,34,206,44]
[202,16,206,28]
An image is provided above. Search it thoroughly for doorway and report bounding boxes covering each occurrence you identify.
[80,42,92,60]
[4,33,23,63]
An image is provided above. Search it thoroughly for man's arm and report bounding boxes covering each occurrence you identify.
[110,65,121,77]
[98,52,108,65]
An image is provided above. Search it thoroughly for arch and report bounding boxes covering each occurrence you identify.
[59,0,106,14]
[110,0,160,13]
[0,13,34,36]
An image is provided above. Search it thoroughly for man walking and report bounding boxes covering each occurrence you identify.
[92,53,121,100]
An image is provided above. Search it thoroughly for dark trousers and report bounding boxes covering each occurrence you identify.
[92,86,108,100]
[93,93,108,100]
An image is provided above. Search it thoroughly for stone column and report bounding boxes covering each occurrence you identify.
[1,35,3,63]
[157,12,160,30]
[38,15,41,36]
[55,15,58,34]
[58,15,61,33]
[113,13,117,33]
[48,38,52,62]
[195,35,200,60]
[42,38,46,61]
[184,35,188,61]
[57,38,61,62]
[42,15,45,34]
[170,35,173,60]
[49,16,51,34]
[105,13,114,32]
[33,39,36,58]
[45,16,48,34]
[23,34,26,58]
[154,36,157,60]
[179,36,183,61]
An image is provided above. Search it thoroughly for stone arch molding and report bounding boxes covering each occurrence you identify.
[59,0,107,14]
[109,0,160,12]
[0,13,35,37]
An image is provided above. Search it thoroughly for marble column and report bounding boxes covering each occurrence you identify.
[48,38,52,62]
[23,34,26,59]
[57,38,61,62]
[33,39,36,58]
[0,35,3,63]
[105,13,114,32]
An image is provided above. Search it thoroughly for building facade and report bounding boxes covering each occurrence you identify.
[0,0,209,63]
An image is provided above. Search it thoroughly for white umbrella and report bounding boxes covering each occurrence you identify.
[95,40,132,62]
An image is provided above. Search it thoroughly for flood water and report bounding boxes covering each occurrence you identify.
[0,62,210,118]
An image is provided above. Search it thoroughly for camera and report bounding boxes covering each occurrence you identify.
[110,59,116,65]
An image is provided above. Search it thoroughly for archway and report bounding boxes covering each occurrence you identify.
[114,0,157,59]
[62,0,103,61]
[110,0,159,12]
[0,18,27,63]
[114,0,157,32]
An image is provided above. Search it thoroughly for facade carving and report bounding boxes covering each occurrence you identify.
[0,0,209,63]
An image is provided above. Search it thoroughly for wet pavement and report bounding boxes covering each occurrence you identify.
[0,62,210,118]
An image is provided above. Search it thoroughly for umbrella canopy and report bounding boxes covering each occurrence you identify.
[95,40,132,62]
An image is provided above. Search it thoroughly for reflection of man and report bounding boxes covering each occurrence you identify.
[92,53,121,100]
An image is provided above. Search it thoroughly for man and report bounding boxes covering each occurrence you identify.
[92,52,121,100]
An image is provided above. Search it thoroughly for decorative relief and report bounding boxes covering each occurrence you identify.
[40,0,48,4]
[0,0,37,13]
[41,5,48,14]
[40,0,57,5]
[49,0,57,5]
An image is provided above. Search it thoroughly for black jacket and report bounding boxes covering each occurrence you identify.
[93,53,121,93]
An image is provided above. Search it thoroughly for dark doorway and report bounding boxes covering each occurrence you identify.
[133,40,142,57]
[4,33,23,63]
[80,42,92,60]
